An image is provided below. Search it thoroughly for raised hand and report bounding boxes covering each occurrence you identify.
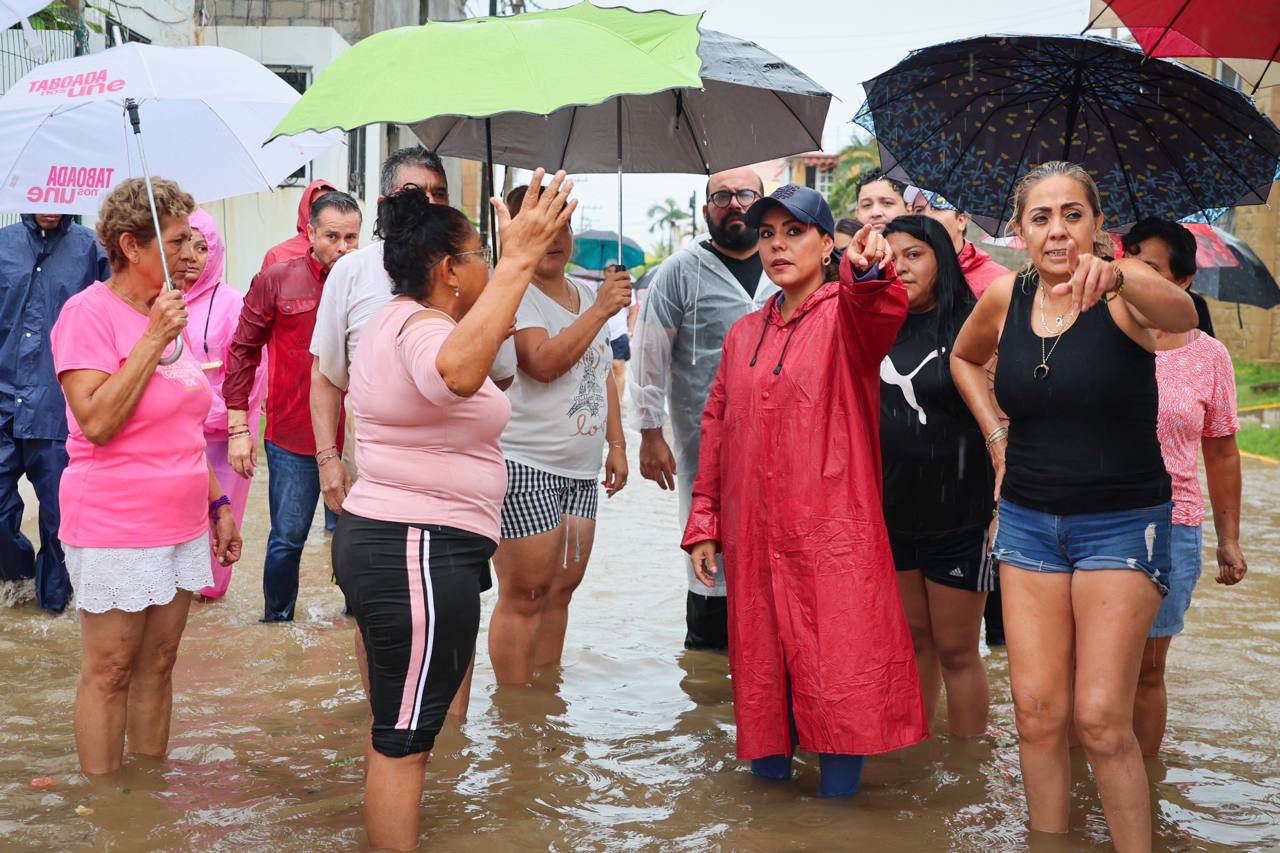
[846,222,894,273]
[492,168,578,266]
[1051,240,1119,314]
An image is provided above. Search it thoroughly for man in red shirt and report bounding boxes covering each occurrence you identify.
[224,190,361,622]
[907,187,1009,298]
[259,178,337,274]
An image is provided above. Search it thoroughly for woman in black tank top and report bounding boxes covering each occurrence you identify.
[948,162,1197,852]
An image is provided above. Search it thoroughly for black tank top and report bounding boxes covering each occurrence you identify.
[994,269,1170,515]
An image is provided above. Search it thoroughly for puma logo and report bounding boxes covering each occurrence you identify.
[880,348,942,425]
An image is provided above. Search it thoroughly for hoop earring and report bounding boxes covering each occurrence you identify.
[822,254,832,266]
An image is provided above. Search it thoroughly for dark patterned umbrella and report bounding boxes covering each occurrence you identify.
[856,35,1280,234]
[1184,224,1280,309]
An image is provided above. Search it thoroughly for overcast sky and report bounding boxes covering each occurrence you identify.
[480,0,1093,255]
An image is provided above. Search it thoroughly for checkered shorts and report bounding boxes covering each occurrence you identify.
[500,460,599,539]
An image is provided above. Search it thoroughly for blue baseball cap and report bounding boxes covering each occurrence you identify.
[745,184,836,236]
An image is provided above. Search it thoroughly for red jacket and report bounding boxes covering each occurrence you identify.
[225,253,340,457]
[259,179,336,274]
[682,254,927,760]
[958,240,1009,298]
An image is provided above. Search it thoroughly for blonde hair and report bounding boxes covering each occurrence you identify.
[1010,161,1112,258]
[97,177,195,271]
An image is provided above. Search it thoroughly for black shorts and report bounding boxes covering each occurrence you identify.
[332,512,495,758]
[890,525,994,592]
[609,334,631,361]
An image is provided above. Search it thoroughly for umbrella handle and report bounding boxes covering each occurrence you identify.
[125,99,184,366]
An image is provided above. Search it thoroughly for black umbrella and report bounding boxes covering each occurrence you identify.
[1185,223,1280,309]
[856,35,1280,234]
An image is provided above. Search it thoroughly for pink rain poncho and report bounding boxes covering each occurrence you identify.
[185,209,267,597]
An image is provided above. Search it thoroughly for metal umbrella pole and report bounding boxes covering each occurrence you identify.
[615,98,624,268]
[124,98,183,365]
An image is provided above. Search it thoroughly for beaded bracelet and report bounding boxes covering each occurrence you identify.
[209,495,231,518]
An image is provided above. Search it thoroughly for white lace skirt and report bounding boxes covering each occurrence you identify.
[65,533,213,613]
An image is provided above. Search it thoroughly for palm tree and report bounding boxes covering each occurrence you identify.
[647,197,690,254]
[826,137,881,219]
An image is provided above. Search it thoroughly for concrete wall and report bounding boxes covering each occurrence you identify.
[192,24,387,291]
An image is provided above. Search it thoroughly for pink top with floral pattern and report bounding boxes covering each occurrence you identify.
[1155,331,1238,527]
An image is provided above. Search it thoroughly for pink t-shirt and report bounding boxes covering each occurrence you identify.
[51,282,213,548]
[342,300,512,543]
[1155,331,1238,527]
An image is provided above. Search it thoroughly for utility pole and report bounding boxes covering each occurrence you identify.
[688,191,698,239]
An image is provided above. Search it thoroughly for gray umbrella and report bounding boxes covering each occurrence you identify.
[412,29,830,265]
[412,29,830,173]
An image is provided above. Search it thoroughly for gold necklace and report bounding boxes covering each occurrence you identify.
[1034,282,1074,380]
[109,282,151,315]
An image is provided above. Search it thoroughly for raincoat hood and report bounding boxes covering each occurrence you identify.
[296,179,337,236]
[21,213,71,235]
[185,208,225,304]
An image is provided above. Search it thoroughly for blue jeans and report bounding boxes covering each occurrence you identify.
[992,498,1172,596]
[1149,524,1203,638]
[263,440,324,621]
[0,420,70,611]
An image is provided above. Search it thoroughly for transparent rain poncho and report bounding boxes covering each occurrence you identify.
[629,241,777,595]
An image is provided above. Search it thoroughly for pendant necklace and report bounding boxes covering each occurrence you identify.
[1034,282,1073,380]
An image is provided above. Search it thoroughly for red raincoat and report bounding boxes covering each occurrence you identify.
[259,179,337,274]
[682,255,928,760]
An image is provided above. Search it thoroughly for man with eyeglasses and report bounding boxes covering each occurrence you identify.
[631,166,778,652]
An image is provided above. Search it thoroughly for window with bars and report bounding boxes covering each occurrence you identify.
[268,66,311,185]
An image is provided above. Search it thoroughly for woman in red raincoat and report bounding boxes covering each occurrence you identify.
[683,185,927,797]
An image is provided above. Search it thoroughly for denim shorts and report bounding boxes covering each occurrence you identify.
[991,499,1171,596]
[1149,524,1203,637]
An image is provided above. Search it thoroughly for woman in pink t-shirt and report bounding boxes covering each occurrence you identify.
[331,170,576,851]
[51,179,243,776]
[1122,219,1248,757]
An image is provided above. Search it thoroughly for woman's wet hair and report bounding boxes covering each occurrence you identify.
[1121,217,1198,280]
[883,214,974,361]
[376,186,475,301]
[1010,161,1112,258]
[97,177,195,271]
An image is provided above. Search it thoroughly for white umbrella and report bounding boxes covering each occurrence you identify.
[1,0,52,59]
[0,42,341,215]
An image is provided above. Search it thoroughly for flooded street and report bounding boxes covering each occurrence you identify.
[1,430,1277,851]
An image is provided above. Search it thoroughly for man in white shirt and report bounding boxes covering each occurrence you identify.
[309,146,451,509]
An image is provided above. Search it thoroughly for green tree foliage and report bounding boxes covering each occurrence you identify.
[647,197,689,255]
[826,136,880,219]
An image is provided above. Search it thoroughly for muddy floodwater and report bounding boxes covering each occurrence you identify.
[1,434,1277,851]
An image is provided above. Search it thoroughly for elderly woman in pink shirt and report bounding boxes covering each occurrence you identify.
[1122,218,1248,757]
[332,169,575,850]
[182,209,267,598]
[52,179,242,776]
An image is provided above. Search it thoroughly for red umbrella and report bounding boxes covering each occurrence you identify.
[1087,1,1280,92]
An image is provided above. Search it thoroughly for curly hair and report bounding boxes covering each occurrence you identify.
[1010,161,1112,258]
[855,168,906,200]
[375,186,474,301]
[97,177,195,271]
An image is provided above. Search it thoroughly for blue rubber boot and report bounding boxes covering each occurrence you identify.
[750,753,794,781]
[817,753,865,798]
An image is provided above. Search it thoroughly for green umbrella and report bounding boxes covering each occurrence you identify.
[270,3,701,136]
[268,2,704,250]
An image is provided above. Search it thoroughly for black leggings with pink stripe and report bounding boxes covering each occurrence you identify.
[333,512,494,757]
